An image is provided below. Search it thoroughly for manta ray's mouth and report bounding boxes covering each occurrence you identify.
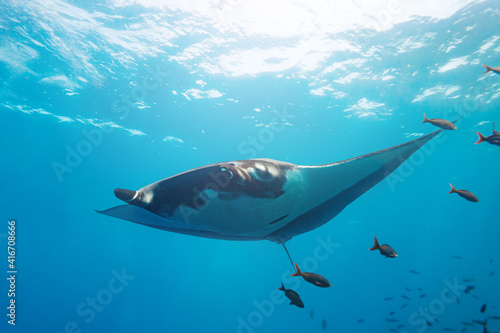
[114,188,137,202]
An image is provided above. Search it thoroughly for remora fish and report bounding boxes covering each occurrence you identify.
[97,129,444,244]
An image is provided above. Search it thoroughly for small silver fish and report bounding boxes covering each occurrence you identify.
[464,285,475,294]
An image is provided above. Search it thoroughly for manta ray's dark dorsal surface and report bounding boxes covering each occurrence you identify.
[97,129,442,243]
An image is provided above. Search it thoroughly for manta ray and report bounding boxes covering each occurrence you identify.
[97,129,442,244]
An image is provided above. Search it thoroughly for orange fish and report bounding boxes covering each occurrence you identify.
[423,113,457,130]
[448,183,479,202]
[475,123,500,146]
[482,65,500,75]
[291,263,331,288]
[369,236,398,258]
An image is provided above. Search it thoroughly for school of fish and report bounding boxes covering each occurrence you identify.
[276,64,498,333]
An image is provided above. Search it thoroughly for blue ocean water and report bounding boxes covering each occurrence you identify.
[1,0,500,332]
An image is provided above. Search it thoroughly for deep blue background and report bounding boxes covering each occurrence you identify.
[1,1,499,332]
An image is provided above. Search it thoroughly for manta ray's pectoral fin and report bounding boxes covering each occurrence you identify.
[96,205,268,241]
[307,128,445,196]
[270,129,445,241]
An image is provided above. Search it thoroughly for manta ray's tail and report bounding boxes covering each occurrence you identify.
[282,243,296,272]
